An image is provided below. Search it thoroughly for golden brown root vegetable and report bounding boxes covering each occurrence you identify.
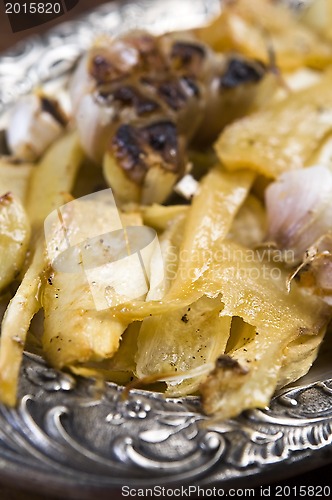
[196,0,332,71]
[216,72,332,178]
[0,160,32,206]
[0,242,44,406]
[136,295,231,396]
[199,241,330,419]
[0,193,31,292]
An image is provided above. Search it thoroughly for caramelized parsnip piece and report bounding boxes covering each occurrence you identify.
[197,0,332,70]
[27,131,84,230]
[0,193,30,292]
[0,160,32,206]
[200,241,330,418]
[216,74,332,178]
[107,168,254,321]
[136,296,231,396]
[0,242,44,406]
[42,269,128,368]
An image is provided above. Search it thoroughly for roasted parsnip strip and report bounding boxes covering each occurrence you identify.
[106,168,254,321]
[27,131,84,231]
[42,270,128,368]
[216,73,332,178]
[200,241,330,418]
[197,0,332,70]
[0,133,84,405]
[0,193,31,292]
[136,296,231,396]
[0,241,44,406]
[41,203,143,368]
[277,329,326,389]
[141,204,188,232]
[167,167,255,298]
[0,159,33,206]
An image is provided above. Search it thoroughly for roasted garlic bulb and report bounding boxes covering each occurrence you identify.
[71,31,271,203]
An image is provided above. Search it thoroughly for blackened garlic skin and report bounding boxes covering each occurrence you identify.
[71,30,269,203]
[112,121,182,185]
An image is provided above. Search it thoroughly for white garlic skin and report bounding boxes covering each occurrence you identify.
[265,164,332,262]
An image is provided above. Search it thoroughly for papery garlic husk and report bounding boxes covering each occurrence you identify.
[291,233,332,305]
[265,164,332,264]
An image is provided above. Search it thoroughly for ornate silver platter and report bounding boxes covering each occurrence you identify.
[0,1,332,498]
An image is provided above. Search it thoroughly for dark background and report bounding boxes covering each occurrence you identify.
[0,0,110,52]
[0,0,331,498]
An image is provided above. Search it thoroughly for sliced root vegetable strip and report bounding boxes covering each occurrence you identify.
[136,296,231,396]
[216,73,332,178]
[200,241,330,418]
[27,131,84,230]
[0,242,44,406]
[106,168,254,321]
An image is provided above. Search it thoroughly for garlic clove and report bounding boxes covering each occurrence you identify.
[6,93,67,162]
[265,164,332,262]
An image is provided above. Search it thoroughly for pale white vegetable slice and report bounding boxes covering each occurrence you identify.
[136,295,231,396]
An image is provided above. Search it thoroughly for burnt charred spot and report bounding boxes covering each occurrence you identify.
[113,124,142,163]
[220,58,265,89]
[298,326,311,336]
[91,55,115,83]
[144,122,178,167]
[112,86,160,115]
[158,80,188,111]
[181,76,200,97]
[215,355,247,374]
[41,97,67,126]
[171,41,206,70]
[112,121,181,184]
[123,33,167,73]
[181,313,189,323]
[112,124,145,182]
[0,192,13,205]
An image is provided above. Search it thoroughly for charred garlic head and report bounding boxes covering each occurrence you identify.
[104,121,186,204]
[71,30,270,204]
